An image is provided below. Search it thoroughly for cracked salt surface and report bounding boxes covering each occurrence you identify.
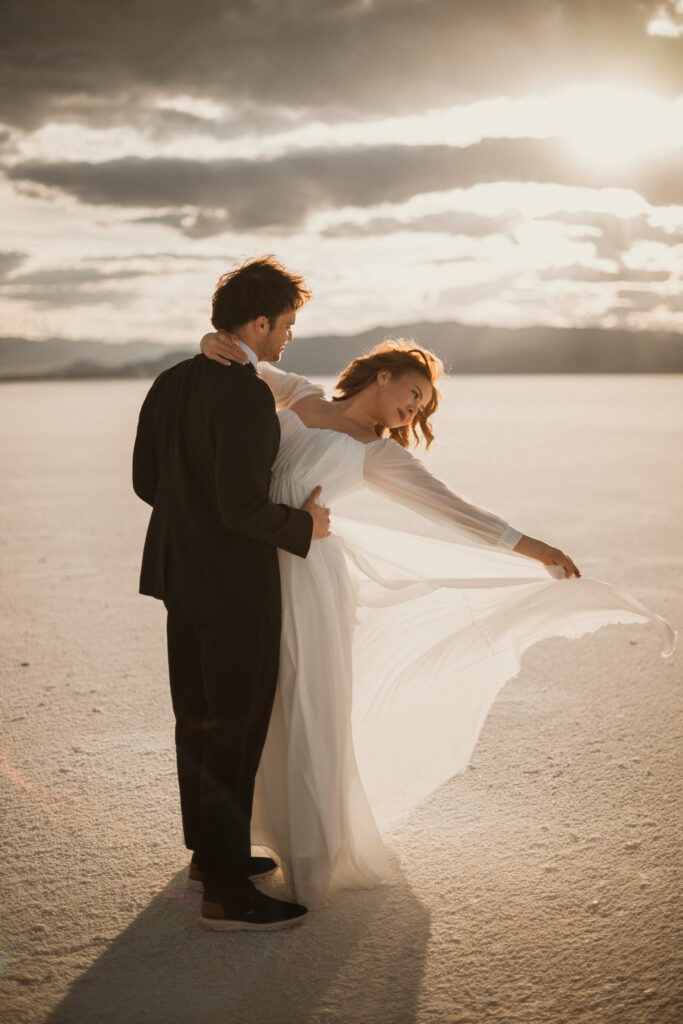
[1,377,681,1024]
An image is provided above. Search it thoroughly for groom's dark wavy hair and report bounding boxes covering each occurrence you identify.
[211,255,311,331]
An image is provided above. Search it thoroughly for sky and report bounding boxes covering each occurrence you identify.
[2,0,683,344]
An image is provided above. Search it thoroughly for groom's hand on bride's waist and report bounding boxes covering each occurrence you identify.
[303,485,331,539]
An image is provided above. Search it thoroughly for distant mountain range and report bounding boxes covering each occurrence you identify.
[0,337,191,378]
[1,322,682,380]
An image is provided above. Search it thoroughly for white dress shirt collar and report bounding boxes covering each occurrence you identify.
[236,339,259,373]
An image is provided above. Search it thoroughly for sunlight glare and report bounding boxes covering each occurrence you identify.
[560,84,683,170]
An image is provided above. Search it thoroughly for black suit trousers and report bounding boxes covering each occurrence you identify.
[165,607,281,893]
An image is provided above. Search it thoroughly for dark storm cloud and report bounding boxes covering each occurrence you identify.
[9,137,683,233]
[2,1,682,130]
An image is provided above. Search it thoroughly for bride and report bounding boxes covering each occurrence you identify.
[199,330,674,910]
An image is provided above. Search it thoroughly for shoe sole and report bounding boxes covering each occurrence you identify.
[199,911,307,932]
[187,867,276,892]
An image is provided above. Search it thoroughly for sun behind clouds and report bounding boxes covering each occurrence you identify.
[558,83,683,171]
[1,4,683,341]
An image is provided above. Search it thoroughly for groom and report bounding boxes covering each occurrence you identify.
[133,256,330,930]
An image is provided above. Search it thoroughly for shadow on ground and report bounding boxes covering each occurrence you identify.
[45,860,430,1024]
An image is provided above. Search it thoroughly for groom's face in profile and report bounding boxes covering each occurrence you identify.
[262,308,296,363]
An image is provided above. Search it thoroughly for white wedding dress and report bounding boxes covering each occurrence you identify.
[248,365,675,908]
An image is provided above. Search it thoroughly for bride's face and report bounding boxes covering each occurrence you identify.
[374,370,433,429]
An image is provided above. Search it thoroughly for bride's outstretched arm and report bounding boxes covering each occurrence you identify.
[200,330,325,408]
[363,441,580,577]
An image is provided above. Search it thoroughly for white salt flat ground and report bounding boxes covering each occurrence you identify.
[0,375,681,1024]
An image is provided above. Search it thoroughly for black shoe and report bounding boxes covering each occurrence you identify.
[188,854,278,890]
[200,881,308,932]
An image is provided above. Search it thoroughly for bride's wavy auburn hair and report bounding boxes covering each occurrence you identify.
[333,339,443,449]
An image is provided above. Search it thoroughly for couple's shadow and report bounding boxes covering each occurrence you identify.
[46,858,430,1024]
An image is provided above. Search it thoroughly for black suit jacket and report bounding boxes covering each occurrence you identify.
[133,355,312,621]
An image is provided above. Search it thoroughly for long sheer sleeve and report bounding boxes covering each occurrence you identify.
[363,440,522,549]
[258,363,326,410]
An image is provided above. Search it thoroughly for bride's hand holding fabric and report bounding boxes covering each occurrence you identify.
[513,534,581,578]
[200,330,249,365]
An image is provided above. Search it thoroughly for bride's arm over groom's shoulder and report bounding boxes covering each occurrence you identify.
[199,330,325,409]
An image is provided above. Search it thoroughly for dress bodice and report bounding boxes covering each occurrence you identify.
[261,362,522,549]
[271,409,373,507]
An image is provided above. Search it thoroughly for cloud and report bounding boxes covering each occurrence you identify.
[438,274,522,308]
[84,250,237,263]
[3,3,682,338]
[133,210,236,239]
[0,250,28,279]
[3,287,141,309]
[537,264,671,283]
[10,143,533,230]
[9,137,683,235]
[615,288,683,312]
[323,211,518,239]
[539,210,683,262]
[0,263,153,307]
[2,1,682,130]
[8,266,146,286]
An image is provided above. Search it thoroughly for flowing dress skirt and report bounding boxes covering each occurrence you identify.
[250,515,674,908]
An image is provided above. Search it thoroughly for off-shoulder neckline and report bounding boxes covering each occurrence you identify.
[279,408,387,448]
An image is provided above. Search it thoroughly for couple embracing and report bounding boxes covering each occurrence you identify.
[133,256,673,931]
